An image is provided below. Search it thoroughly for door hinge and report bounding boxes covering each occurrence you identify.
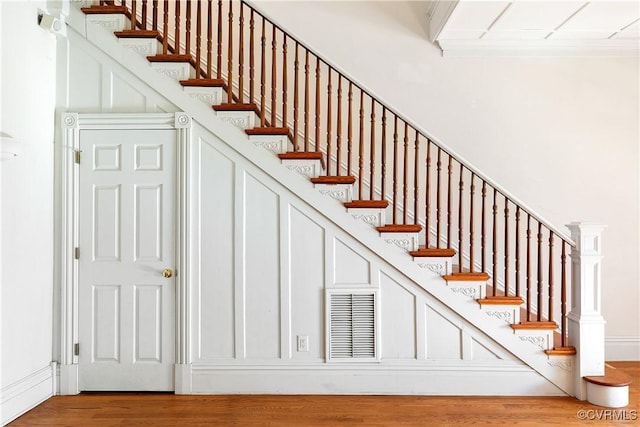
[74,247,80,259]
[75,150,81,164]
[74,343,80,356]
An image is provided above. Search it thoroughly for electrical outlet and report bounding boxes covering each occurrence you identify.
[297,335,309,352]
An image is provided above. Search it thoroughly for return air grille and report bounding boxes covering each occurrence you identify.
[329,293,376,359]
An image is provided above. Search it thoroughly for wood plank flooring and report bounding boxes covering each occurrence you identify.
[9,362,639,426]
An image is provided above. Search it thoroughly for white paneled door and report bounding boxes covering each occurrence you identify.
[78,128,176,391]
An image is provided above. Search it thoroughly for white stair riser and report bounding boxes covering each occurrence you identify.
[586,383,629,408]
[445,280,488,300]
[183,86,224,107]
[347,207,386,228]
[86,14,125,38]
[247,134,290,154]
[379,232,420,252]
[314,184,353,203]
[513,329,555,351]
[150,62,193,80]
[479,304,521,325]
[413,256,453,276]
[282,159,322,179]
[118,38,157,56]
[216,111,258,130]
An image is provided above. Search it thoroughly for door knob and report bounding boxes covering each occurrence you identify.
[162,268,173,278]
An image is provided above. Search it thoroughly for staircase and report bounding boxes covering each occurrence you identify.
[71,0,628,406]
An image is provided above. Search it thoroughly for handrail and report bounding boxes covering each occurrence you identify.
[243,0,574,246]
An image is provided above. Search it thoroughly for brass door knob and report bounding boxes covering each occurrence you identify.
[162,268,173,278]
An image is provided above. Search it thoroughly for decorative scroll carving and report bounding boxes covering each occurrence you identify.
[383,238,411,251]
[219,116,248,129]
[519,335,546,350]
[154,68,183,79]
[89,19,118,29]
[318,188,349,202]
[418,263,444,274]
[485,310,513,324]
[253,140,282,152]
[124,44,150,54]
[450,287,477,298]
[188,92,220,105]
[547,360,572,371]
[351,214,378,225]
[286,164,314,177]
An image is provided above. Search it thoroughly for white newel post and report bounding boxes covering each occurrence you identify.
[567,222,607,400]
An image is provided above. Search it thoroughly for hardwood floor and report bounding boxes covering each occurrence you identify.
[9,362,638,426]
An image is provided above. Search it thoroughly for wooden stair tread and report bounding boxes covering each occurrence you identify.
[114,30,159,38]
[344,200,389,209]
[180,78,226,88]
[584,365,632,387]
[511,321,558,330]
[443,272,490,281]
[310,176,356,185]
[544,346,576,356]
[213,103,260,113]
[477,296,524,305]
[81,5,127,14]
[147,54,193,63]
[246,127,290,136]
[376,224,422,233]
[278,152,323,160]
[410,247,456,257]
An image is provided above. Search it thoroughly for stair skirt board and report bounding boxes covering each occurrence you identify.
[189,365,566,396]
[61,5,578,397]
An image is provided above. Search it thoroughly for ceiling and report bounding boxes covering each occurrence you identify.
[426,1,640,56]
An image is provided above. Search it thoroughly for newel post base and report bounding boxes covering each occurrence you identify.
[566,222,607,400]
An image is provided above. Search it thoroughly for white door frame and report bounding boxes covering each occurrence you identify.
[58,112,192,395]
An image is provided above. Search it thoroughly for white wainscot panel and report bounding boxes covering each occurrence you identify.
[471,338,501,361]
[244,172,281,359]
[198,141,236,360]
[112,73,146,112]
[68,44,102,110]
[333,238,370,284]
[290,206,325,360]
[425,304,462,360]
[380,273,416,360]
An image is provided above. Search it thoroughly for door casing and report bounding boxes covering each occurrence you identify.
[57,112,192,395]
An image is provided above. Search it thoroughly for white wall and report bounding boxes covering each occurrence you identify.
[0,1,56,423]
[249,0,640,360]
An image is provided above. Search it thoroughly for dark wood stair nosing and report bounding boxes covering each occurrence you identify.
[477,296,524,306]
[344,200,389,209]
[278,152,324,160]
[81,5,128,14]
[310,176,356,185]
[511,321,558,331]
[147,54,193,63]
[245,127,290,136]
[544,347,577,356]
[376,224,423,233]
[114,30,160,38]
[443,272,490,281]
[584,366,633,387]
[212,103,260,113]
[409,247,456,258]
[180,78,227,88]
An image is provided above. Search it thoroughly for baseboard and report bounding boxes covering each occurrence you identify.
[606,336,640,361]
[189,363,566,396]
[0,364,55,425]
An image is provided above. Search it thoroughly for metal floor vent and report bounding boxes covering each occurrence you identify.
[329,293,376,360]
